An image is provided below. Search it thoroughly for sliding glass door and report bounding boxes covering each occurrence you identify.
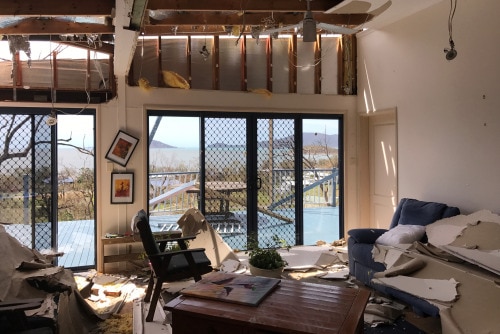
[0,108,96,269]
[147,111,342,249]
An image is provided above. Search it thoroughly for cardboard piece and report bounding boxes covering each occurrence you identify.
[278,245,342,270]
[176,208,240,269]
[427,212,500,276]
[372,243,500,334]
[374,276,459,303]
[0,225,103,332]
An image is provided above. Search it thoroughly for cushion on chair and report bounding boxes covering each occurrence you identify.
[375,224,426,246]
[166,251,211,275]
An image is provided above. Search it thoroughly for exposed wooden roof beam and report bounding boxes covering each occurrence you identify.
[146,12,371,27]
[0,0,114,17]
[147,0,343,13]
[0,18,113,35]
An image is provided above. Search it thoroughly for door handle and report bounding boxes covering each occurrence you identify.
[256,177,262,190]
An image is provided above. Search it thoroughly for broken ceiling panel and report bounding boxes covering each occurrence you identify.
[426,210,500,275]
[375,276,459,303]
[426,209,500,246]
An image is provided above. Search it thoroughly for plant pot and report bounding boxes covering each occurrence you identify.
[248,264,284,279]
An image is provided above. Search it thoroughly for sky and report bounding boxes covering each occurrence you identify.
[57,114,95,148]
[149,116,339,148]
[0,40,108,61]
[54,115,339,151]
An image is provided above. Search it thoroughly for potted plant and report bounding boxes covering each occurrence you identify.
[246,235,290,279]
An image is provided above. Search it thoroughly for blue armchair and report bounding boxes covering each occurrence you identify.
[347,198,460,316]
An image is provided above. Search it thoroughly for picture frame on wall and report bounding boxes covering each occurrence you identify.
[105,130,139,167]
[111,172,134,204]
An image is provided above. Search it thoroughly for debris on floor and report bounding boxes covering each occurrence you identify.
[364,295,406,327]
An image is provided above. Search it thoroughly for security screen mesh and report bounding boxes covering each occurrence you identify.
[0,114,53,250]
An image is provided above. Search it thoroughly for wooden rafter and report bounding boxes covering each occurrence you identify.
[0,0,374,38]
[0,18,113,35]
[0,0,114,16]
[146,0,343,12]
[146,12,370,28]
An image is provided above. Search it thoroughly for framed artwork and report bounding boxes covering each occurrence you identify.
[111,172,134,204]
[105,130,139,167]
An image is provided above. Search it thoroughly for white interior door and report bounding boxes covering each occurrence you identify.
[369,110,397,228]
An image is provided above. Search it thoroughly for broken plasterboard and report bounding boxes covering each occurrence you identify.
[373,276,459,303]
[280,245,342,270]
[176,208,240,269]
[426,209,500,246]
[427,212,500,275]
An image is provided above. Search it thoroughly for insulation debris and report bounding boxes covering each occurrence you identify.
[248,88,272,97]
[138,77,153,91]
[162,70,190,89]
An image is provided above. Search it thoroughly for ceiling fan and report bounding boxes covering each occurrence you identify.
[261,0,359,42]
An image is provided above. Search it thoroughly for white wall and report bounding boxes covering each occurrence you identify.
[357,0,500,214]
[97,86,359,271]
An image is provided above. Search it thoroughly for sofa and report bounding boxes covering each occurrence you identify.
[347,198,460,316]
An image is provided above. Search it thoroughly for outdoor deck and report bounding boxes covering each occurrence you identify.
[2,206,339,269]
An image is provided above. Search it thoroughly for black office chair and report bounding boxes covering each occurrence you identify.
[135,209,212,322]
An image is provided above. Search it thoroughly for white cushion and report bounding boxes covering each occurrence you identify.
[375,224,426,246]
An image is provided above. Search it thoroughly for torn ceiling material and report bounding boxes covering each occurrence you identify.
[0,225,103,333]
[370,210,500,334]
[426,210,500,275]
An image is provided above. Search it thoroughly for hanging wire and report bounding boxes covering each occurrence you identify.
[444,0,458,60]
[448,0,457,47]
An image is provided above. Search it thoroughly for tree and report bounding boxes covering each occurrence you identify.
[0,114,95,222]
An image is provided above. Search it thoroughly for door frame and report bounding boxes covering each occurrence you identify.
[359,108,398,229]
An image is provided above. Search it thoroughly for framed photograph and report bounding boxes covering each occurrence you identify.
[111,172,134,204]
[105,130,139,167]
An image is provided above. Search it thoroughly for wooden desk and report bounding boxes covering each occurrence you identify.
[100,231,181,273]
[165,275,370,334]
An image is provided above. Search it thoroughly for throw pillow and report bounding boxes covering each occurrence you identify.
[375,224,426,246]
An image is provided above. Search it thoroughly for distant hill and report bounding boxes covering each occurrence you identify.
[150,140,177,148]
[302,133,338,148]
[153,132,338,149]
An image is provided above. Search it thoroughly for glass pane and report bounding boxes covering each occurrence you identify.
[204,118,247,250]
[257,118,296,247]
[302,119,340,244]
[0,113,49,248]
[148,115,201,230]
[57,113,96,268]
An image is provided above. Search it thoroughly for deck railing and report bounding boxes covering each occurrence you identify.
[148,168,337,215]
